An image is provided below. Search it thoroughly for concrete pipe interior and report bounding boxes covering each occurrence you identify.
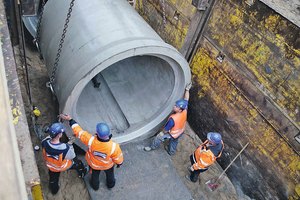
[76,56,174,138]
[36,0,191,143]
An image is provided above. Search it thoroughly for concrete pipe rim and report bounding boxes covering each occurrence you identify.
[62,46,190,143]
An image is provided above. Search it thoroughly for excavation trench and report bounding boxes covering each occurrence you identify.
[34,0,190,143]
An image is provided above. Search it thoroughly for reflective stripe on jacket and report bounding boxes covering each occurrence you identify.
[168,109,187,139]
[72,124,124,170]
[192,140,224,170]
[42,138,73,172]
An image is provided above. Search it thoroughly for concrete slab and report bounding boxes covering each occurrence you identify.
[83,139,193,200]
[0,29,27,200]
[259,0,300,27]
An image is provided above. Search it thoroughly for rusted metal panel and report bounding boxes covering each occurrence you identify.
[136,0,196,49]
[188,0,300,199]
[259,0,300,28]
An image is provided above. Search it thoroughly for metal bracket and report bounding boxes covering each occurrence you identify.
[295,132,300,144]
[127,0,136,7]
[46,81,55,95]
[216,52,225,63]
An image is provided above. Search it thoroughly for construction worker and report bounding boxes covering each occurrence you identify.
[42,122,87,194]
[144,83,192,155]
[186,132,224,182]
[59,114,124,190]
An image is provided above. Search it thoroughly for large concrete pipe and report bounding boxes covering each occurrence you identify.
[39,0,191,143]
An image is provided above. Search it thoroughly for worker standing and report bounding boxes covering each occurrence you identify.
[144,83,192,155]
[59,114,124,190]
[42,122,87,194]
[186,132,224,182]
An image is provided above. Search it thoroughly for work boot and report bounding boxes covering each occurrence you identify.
[164,145,175,156]
[144,146,152,152]
[185,175,193,183]
[89,179,99,191]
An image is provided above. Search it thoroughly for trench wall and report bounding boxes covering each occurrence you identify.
[136,0,300,199]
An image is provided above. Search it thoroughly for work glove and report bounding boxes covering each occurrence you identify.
[158,131,164,137]
[185,82,192,91]
[116,164,122,168]
[59,114,72,121]
[190,166,195,172]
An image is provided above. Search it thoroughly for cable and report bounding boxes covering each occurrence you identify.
[17,1,32,106]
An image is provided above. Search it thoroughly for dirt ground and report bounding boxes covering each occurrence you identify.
[15,44,89,200]
[15,43,244,200]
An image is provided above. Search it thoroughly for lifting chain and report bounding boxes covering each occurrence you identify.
[161,0,167,26]
[33,0,46,52]
[46,0,76,94]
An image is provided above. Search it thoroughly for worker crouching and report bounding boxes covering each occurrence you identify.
[187,132,224,182]
[59,114,124,190]
[42,123,87,194]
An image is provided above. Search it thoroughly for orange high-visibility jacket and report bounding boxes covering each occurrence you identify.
[71,124,123,170]
[192,140,223,170]
[42,138,73,172]
[169,109,187,139]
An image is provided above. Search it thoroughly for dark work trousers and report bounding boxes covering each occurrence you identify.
[90,167,115,190]
[49,170,60,194]
[189,154,208,182]
[48,158,86,194]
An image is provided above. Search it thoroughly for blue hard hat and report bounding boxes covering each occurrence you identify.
[175,99,188,110]
[207,132,222,144]
[96,123,111,139]
[49,123,65,138]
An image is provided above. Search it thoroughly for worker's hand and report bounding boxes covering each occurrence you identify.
[67,137,76,145]
[59,114,72,121]
[116,163,122,168]
[190,166,194,172]
[185,82,192,91]
[158,131,164,137]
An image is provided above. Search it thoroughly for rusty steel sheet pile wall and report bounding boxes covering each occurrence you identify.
[189,1,300,200]
[136,0,196,49]
[136,0,299,199]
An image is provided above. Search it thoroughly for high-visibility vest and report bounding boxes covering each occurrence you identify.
[85,136,123,170]
[71,124,124,171]
[193,147,216,170]
[169,109,187,139]
[42,148,73,172]
[192,141,224,170]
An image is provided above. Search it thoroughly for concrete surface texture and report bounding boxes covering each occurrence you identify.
[259,0,300,27]
[84,139,193,200]
[37,0,191,143]
[0,38,27,200]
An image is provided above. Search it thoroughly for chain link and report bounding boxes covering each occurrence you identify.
[48,0,76,89]
[33,0,46,51]
[161,0,167,26]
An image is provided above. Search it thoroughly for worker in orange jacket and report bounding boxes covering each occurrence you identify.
[186,132,224,182]
[59,114,124,190]
[42,122,87,194]
[144,83,191,155]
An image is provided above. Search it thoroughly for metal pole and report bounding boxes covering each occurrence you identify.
[216,142,249,182]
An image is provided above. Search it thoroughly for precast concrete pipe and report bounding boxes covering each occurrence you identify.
[39,0,191,143]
